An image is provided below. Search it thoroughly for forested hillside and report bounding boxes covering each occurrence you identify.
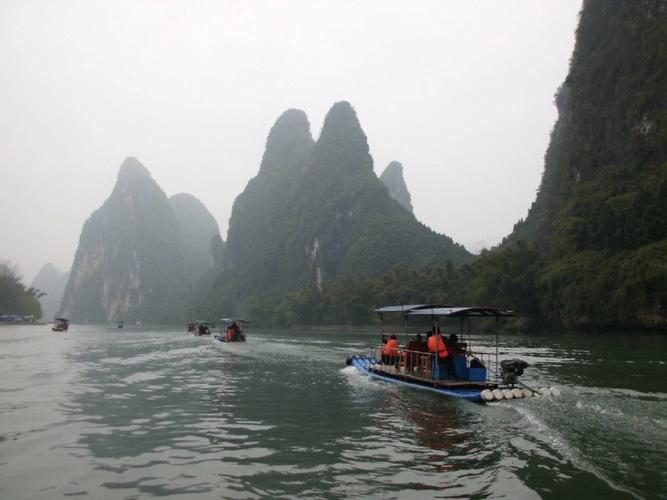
[204,103,470,319]
[269,1,667,332]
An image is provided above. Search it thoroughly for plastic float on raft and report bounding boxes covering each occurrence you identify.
[345,304,561,404]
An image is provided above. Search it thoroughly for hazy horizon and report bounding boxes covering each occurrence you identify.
[0,0,582,283]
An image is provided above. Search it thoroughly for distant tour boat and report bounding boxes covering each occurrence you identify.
[190,321,213,336]
[346,304,558,403]
[213,318,248,343]
[52,317,69,332]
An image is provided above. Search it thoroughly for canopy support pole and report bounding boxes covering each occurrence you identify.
[495,315,499,383]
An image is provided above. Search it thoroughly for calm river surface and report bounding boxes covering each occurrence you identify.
[1,325,665,499]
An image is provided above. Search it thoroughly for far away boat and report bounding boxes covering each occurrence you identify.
[52,317,69,332]
[190,321,213,336]
[213,318,248,343]
[346,305,559,403]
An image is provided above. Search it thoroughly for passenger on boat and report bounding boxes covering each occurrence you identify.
[403,334,425,371]
[382,334,400,366]
[447,333,466,356]
[226,322,242,342]
[428,329,454,378]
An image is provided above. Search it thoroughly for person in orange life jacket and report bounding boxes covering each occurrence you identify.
[226,321,242,342]
[428,328,455,378]
[382,334,400,366]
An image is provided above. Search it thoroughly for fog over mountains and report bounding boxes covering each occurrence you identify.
[30,263,69,320]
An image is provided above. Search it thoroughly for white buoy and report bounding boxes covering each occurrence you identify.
[512,388,524,399]
[540,387,552,397]
[521,388,533,398]
[502,389,514,400]
[549,386,561,397]
[492,389,504,400]
[481,389,494,401]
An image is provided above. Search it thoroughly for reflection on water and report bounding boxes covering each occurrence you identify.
[0,325,665,499]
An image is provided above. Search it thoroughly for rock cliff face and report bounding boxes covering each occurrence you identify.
[379,161,413,212]
[30,263,69,320]
[206,102,470,318]
[60,157,188,323]
[169,193,221,282]
[492,0,667,330]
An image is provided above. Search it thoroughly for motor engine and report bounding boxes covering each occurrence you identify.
[500,359,529,385]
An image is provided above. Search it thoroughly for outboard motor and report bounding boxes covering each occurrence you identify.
[500,359,529,385]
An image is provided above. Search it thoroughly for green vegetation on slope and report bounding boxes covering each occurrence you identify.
[266,1,667,332]
[0,262,42,318]
[204,103,471,319]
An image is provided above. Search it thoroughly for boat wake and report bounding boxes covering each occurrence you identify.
[509,403,641,499]
[340,365,380,389]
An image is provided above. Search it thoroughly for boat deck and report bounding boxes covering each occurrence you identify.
[368,362,497,390]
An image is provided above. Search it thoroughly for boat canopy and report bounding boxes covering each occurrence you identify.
[408,307,514,318]
[374,304,451,314]
[55,317,69,322]
[374,305,513,317]
[220,318,249,324]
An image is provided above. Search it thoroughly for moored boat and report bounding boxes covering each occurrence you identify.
[346,305,556,403]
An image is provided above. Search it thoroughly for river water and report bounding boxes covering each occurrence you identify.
[0,325,665,499]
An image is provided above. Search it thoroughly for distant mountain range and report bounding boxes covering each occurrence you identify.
[55,1,666,331]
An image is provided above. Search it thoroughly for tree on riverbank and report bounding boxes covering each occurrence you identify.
[0,262,42,318]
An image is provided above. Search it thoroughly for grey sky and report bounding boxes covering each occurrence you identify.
[0,0,581,282]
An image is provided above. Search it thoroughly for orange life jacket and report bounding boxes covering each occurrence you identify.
[382,338,399,356]
[428,334,449,358]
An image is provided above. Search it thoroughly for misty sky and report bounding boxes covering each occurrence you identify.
[0,0,582,282]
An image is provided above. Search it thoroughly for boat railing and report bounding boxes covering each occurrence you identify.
[371,346,434,378]
[372,345,499,383]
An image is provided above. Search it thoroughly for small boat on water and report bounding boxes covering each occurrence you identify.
[189,320,214,336]
[117,321,123,329]
[52,317,69,332]
[213,318,248,343]
[346,305,558,403]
